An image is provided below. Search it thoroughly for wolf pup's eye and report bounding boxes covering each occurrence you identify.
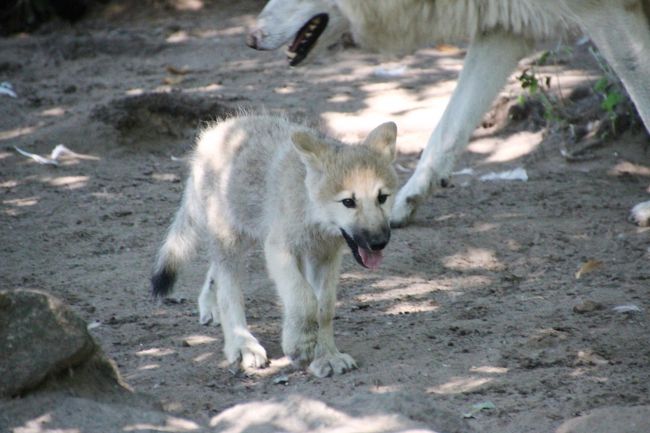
[341,198,356,208]
[377,192,389,204]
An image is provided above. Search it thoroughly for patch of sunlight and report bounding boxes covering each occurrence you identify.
[152,173,180,182]
[183,334,217,346]
[43,175,89,189]
[468,131,542,163]
[0,151,13,160]
[13,413,80,433]
[92,191,120,200]
[136,347,176,357]
[328,93,352,103]
[384,301,439,315]
[41,107,66,117]
[3,197,38,207]
[321,79,457,154]
[370,384,402,394]
[193,352,214,363]
[442,247,505,271]
[196,26,244,38]
[168,0,204,11]
[470,222,499,233]
[274,85,296,95]
[364,280,437,301]
[354,276,492,303]
[167,30,191,43]
[137,363,160,371]
[428,376,493,395]
[186,83,223,94]
[470,365,509,374]
[126,88,145,96]
[124,416,200,432]
[3,197,38,215]
[609,161,650,177]
[0,125,37,141]
[209,398,404,432]
[1,179,18,187]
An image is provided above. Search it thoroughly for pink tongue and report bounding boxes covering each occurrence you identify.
[359,248,383,270]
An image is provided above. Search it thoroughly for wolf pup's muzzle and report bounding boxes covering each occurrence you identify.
[340,227,390,270]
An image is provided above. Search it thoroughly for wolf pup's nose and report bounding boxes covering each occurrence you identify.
[368,229,390,251]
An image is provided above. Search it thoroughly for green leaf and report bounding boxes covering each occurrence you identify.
[601,91,623,112]
[594,77,609,93]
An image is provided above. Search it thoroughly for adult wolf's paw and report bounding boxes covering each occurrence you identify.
[198,291,219,326]
[308,352,357,378]
[629,200,650,226]
[390,191,421,228]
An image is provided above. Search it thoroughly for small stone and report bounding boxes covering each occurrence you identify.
[573,300,604,314]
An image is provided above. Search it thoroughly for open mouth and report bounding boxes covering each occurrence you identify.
[286,13,328,67]
[340,229,384,270]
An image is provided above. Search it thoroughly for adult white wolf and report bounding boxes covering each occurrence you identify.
[151,115,398,377]
[247,0,650,226]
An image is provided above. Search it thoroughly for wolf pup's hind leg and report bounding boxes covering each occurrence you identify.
[212,243,268,369]
[198,263,220,325]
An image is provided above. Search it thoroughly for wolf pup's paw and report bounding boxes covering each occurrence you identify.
[240,343,269,369]
[226,338,269,370]
[309,352,357,378]
[629,200,650,227]
[284,331,318,367]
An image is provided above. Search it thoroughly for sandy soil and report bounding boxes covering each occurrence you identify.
[2,1,649,432]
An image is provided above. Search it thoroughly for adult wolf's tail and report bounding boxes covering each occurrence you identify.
[151,189,199,298]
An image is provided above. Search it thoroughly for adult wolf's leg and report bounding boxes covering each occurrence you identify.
[264,234,319,367]
[303,252,357,377]
[391,31,531,227]
[211,243,268,369]
[571,1,650,225]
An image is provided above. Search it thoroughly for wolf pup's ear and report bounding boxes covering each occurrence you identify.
[364,122,397,162]
[292,131,329,169]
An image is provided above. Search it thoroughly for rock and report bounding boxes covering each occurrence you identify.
[0,289,97,397]
[0,289,200,433]
[556,405,650,433]
[573,300,605,314]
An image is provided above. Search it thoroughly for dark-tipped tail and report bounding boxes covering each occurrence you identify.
[151,266,177,298]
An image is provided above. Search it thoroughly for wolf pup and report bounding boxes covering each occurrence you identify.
[151,115,398,377]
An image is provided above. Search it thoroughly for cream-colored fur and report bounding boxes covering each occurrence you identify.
[151,115,398,377]
[248,0,650,226]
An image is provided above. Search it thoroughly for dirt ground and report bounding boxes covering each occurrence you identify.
[2,1,650,432]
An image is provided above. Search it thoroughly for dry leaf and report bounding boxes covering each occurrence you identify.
[435,43,461,52]
[575,259,603,279]
[166,65,191,75]
[163,75,185,85]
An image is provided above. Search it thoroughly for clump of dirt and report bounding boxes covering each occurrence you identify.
[92,92,236,144]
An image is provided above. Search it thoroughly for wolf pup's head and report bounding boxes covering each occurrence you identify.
[292,122,398,270]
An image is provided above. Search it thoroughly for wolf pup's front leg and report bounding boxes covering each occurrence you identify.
[305,252,357,378]
[264,235,320,367]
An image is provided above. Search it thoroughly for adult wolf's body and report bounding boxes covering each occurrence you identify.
[151,115,398,377]
[248,0,650,226]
